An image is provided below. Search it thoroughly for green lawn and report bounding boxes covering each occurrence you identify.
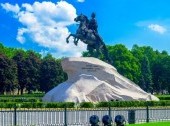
[128,122,170,126]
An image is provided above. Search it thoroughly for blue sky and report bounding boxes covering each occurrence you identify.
[0,0,170,57]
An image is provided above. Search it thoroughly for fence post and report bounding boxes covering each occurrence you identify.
[14,104,17,126]
[146,103,149,123]
[108,102,111,117]
[64,105,67,126]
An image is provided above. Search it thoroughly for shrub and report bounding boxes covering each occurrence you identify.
[0,98,41,102]
[0,93,44,98]
[157,95,170,100]
[0,100,170,108]
[45,102,75,108]
[45,103,58,108]
[80,102,94,108]
[96,102,109,107]
[20,102,32,108]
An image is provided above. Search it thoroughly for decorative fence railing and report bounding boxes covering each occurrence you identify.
[0,107,170,126]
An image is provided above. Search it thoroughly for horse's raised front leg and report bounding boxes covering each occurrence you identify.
[66,34,72,43]
[74,38,79,46]
[66,34,78,46]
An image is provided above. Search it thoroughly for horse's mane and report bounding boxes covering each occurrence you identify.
[83,15,89,24]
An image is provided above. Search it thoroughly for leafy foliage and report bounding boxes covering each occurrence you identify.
[108,44,141,84]
[140,56,153,93]
[25,50,41,93]
[79,102,94,108]
[39,54,67,93]
[83,44,170,94]
[13,50,28,94]
[0,54,18,94]
[0,100,170,108]
[0,42,170,94]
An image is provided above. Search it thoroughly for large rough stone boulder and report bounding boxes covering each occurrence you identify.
[42,57,159,102]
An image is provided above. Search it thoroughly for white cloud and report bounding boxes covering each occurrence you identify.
[16,28,28,43]
[1,3,20,13]
[77,0,85,2]
[1,1,86,57]
[148,24,167,34]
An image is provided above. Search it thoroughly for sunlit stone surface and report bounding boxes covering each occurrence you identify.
[43,57,159,102]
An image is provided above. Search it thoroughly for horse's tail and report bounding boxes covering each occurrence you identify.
[100,40,112,64]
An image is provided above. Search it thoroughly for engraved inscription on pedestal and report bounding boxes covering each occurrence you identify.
[82,65,101,72]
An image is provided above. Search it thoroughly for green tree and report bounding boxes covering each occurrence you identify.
[108,44,141,84]
[0,54,9,94]
[131,45,157,65]
[131,45,159,93]
[25,50,41,93]
[160,55,170,93]
[40,54,67,93]
[13,49,28,94]
[0,43,5,55]
[152,51,165,93]
[152,60,162,93]
[140,55,153,93]
[0,54,18,94]
[0,43,17,58]
[4,58,18,94]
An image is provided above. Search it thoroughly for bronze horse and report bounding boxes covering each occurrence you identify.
[66,14,111,63]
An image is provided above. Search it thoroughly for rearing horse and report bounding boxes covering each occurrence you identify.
[66,14,111,63]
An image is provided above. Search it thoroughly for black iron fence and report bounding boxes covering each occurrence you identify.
[0,106,170,126]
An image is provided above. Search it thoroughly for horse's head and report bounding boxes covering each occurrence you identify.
[74,14,88,23]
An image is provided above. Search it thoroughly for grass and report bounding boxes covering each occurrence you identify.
[128,122,170,126]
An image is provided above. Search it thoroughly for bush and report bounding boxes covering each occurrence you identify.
[0,97,41,102]
[61,102,75,108]
[45,102,75,108]
[80,102,94,108]
[96,101,145,108]
[0,102,16,108]
[95,102,109,107]
[0,93,44,97]
[96,101,170,108]
[20,102,33,108]
[35,102,44,108]
[157,95,170,100]
[0,101,170,108]
[45,103,58,108]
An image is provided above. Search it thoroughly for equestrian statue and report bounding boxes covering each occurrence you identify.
[66,12,111,63]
